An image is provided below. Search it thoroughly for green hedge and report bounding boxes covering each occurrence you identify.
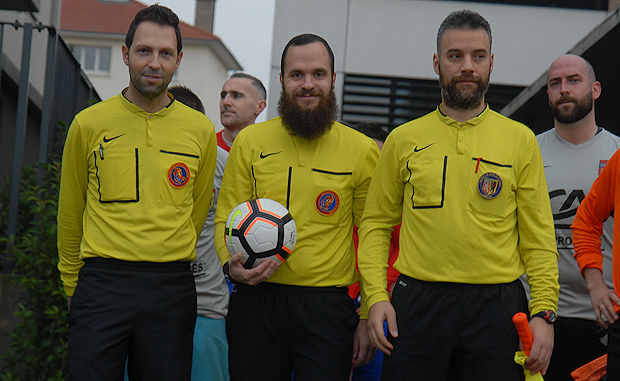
[1,123,69,380]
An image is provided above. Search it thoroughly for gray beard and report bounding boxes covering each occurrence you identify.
[439,72,489,110]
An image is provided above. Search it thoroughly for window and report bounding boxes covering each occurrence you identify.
[70,45,112,74]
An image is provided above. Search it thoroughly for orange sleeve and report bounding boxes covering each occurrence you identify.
[572,151,619,274]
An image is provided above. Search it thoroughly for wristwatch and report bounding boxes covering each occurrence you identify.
[222,262,231,279]
[532,310,557,324]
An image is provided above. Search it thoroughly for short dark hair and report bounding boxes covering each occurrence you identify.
[280,34,334,76]
[169,85,205,114]
[436,10,492,55]
[353,122,389,143]
[125,4,182,54]
[230,72,267,100]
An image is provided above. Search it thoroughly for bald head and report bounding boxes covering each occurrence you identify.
[546,54,601,126]
[548,54,596,85]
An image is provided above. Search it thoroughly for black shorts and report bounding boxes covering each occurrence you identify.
[383,275,527,381]
[227,282,358,381]
[67,258,196,381]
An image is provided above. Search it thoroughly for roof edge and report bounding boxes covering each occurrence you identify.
[61,30,242,71]
[501,7,620,116]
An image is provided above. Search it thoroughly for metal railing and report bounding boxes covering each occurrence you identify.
[1,21,100,272]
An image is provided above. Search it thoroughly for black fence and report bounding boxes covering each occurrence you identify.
[0,22,100,272]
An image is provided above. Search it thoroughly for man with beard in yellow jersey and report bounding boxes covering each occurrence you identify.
[57,5,216,380]
[358,10,558,380]
[214,34,377,381]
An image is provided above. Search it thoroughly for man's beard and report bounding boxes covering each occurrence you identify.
[439,67,489,110]
[549,91,593,124]
[278,88,338,140]
[129,67,172,99]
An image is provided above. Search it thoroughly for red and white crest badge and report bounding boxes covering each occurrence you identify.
[315,190,340,216]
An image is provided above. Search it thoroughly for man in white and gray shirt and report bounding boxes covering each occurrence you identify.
[190,73,266,381]
[535,54,620,381]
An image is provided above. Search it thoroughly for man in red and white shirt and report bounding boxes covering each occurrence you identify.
[217,72,266,151]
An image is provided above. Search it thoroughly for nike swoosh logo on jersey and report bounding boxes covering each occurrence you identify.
[544,165,551,168]
[413,143,433,152]
[103,133,126,143]
[260,151,282,159]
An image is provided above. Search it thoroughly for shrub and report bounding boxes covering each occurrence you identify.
[0,123,68,380]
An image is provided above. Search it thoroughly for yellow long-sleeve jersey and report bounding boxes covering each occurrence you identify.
[358,107,558,316]
[57,93,216,296]
[214,117,379,289]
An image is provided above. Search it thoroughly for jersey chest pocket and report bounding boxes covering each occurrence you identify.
[467,159,515,218]
[406,156,447,209]
[159,149,199,206]
[95,147,139,203]
[308,168,353,225]
[250,163,290,205]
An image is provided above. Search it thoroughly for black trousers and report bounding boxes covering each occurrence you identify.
[226,282,357,381]
[544,317,606,381]
[67,258,196,381]
[383,275,527,381]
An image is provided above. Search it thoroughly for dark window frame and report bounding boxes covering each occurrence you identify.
[341,73,524,129]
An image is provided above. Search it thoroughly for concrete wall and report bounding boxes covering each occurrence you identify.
[267,0,607,118]
[0,3,58,180]
[0,0,61,102]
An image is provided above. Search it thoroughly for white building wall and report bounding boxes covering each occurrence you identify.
[267,0,606,118]
[173,43,229,128]
[62,35,126,100]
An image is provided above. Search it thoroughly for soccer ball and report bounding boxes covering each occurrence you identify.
[224,198,297,269]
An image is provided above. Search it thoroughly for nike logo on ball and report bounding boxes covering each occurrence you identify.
[260,151,282,159]
[413,143,433,152]
[103,133,126,143]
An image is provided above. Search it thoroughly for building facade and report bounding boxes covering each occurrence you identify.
[268,0,608,128]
